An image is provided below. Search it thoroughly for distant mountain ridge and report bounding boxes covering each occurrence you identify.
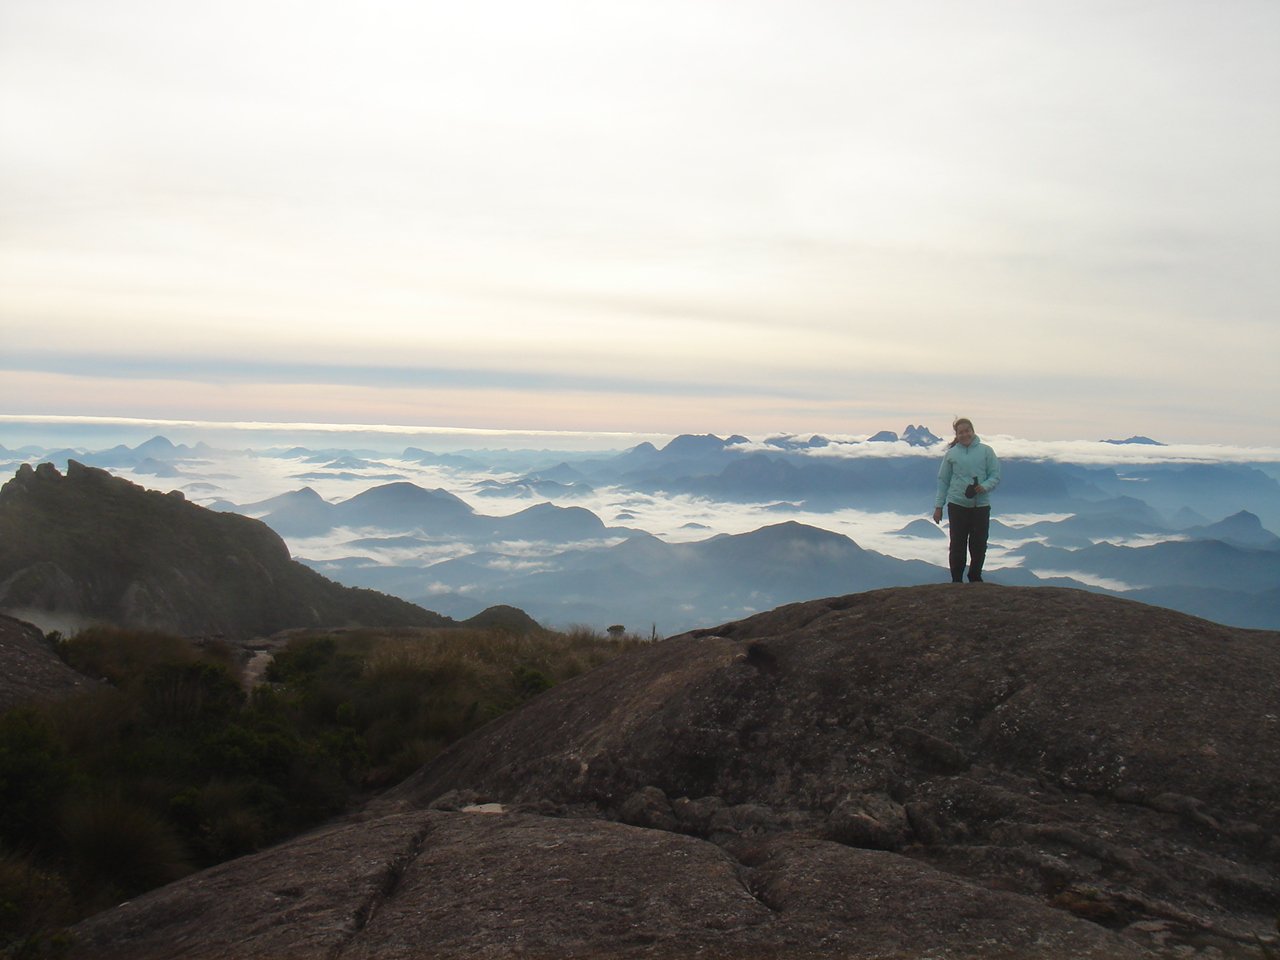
[321,519,945,630]
[223,481,632,542]
[7,430,1280,632]
[867,424,940,445]
[1185,509,1280,549]
[0,462,452,638]
[1102,435,1164,445]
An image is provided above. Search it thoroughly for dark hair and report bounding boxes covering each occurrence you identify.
[948,417,974,449]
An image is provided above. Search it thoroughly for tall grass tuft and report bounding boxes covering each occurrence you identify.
[60,793,192,908]
[268,625,648,787]
[0,850,75,954]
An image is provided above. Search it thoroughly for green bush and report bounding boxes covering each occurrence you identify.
[142,661,245,729]
[169,780,275,863]
[0,710,73,855]
[512,664,553,699]
[0,619,645,938]
[57,626,198,686]
[0,850,75,953]
[40,688,131,771]
[60,793,191,908]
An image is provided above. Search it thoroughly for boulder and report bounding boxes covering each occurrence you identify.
[71,809,1147,960]
[375,585,1280,954]
[0,612,99,711]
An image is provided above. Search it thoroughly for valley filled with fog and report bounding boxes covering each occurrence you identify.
[4,429,1279,634]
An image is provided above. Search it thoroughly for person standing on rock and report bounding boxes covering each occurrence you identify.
[932,417,1001,582]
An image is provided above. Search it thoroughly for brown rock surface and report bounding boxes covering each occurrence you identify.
[70,586,1280,958]
[0,612,98,711]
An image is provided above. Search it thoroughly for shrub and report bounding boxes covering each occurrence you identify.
[512,664,552,699]
[0,710,73,855]
[373,737,445,788]
[0,850,75,952]
[40,688,132,769]
[0,619,647,935]
[60,794,191,908]
[140,661,244,729]
[200,720,304,783]
[57,627,197,686]
[168,780,274,863]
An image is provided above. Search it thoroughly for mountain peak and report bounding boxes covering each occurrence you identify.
[1102,435,1165,446]
[660,434,738,456]
[1189,509,1280,549]
[134,435,178,455]
[0,463,448,638]
[902,424,942,446]
[342,482,470,508]
[866,425,941,446]
[763,435,830,450]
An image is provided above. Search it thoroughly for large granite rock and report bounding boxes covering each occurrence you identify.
[0,612,99,711]
[71,808,1146,960]
[70,586,1280,957]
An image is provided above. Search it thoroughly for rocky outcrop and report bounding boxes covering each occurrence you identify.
[0,461,450,639]
[378,586,1280,955]
[0,613,99,711]
[72,808,1152,960]
[69,586,1280,958]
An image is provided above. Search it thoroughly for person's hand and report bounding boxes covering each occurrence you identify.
[973,484,985,494]
[932,507,943,524]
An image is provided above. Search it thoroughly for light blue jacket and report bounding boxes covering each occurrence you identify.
[935,437,1001,509]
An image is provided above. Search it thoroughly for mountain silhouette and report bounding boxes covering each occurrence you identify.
[764,434,832,450]
[12,432,1280,634]
[1185,510,1280,550]
[132,435,182,459]
[1013,496,1169,544]
[232,481,625,546]
[902,423,942,445]
[230,487,335,537]
[1012,537,1280,627]
[1016,538,1280,594]
[0,462,450,638]
[1089,463,1280,530]
[896,518,947,538]
[335,482,477,532]
[1102,435,1164,445]
[474,477,594,499]
[391,521,943,630]
[485,502,610,540]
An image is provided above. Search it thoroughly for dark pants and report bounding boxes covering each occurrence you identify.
[947,503,990,582]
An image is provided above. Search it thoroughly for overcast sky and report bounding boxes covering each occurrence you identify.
[2,0,1277,445]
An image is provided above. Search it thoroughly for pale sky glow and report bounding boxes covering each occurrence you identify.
[2,1,1278,443]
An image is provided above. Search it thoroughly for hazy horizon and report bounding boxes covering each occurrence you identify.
[5,414,1280,466]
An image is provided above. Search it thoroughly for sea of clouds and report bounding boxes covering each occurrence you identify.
[5,416,1278,592]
